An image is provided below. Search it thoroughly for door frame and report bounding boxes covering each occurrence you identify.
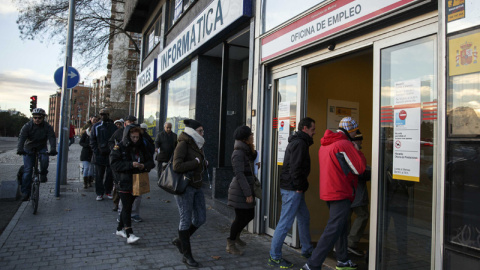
[264,66,304,248]
[370,23,439,270]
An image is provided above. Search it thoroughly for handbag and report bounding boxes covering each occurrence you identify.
[249,162,262,199]
[132,172,150,196]
[157,158,190,195]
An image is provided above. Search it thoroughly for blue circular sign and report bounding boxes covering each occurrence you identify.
[54,66,80,89]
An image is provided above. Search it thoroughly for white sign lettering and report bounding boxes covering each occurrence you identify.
[137,59,157,93]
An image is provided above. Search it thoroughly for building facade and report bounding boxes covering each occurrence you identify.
[125,0,480,269]
[48,83,92,137]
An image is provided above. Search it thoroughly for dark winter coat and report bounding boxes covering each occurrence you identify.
[17,120,56,152]
[227,140,257,209]
[79,131,93,162]
[90,119,118,166]
[155,130,177,162]
[108,127,124,150]
[173,132,206,189]
[142,132,155,157]
[279,131,313,192]
[109,133,154,192]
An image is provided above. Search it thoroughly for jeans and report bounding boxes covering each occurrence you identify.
[21,148,49,195]
[117,192,135,230]
[82,161,93,177]
[95,165,113,196]
[307,199,351,269]
[118,195,142,217]
[174,185,206,231]
[348,204,369,248]
[270,189,313,260]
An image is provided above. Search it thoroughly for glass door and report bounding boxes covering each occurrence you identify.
[265,69,301,247]
[372,27,438,270]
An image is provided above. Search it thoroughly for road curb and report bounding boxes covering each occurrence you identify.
[0,201,27,249]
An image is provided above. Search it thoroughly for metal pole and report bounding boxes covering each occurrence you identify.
[55,0,75,197]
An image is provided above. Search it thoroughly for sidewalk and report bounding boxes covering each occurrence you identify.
[0,142,335,270]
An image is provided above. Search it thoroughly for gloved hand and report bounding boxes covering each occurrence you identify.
[17,150,27,155]
[49,150,58,156]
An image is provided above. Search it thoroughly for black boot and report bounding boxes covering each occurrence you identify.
[188,224,198,237]
[83,177,88,189]
[179,230,199,267]
[172,230,182,254]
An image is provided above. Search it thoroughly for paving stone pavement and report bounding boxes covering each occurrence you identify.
[0,142,336,270]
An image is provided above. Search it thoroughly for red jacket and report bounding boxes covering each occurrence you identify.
[319,130,366,202]
[69,124,75,138]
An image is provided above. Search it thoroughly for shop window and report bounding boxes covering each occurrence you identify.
[142,88,160,138]
[166,67,191,135]
[144,12,162,57]
[445,28,480,254]
[168,0,196,29]
[262,0,326,33]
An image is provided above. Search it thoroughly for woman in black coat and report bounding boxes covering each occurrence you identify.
[110,126,154,244]
[79,128,93,188]
[226,126,257,255]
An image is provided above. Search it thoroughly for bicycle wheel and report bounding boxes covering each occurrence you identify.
[31,178,39,214]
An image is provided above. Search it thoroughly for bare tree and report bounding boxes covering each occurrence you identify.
[14,0,140,71]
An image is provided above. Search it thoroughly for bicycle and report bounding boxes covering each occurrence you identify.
[28,149,50,214]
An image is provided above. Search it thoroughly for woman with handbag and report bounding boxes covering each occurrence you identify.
[226,125,258,255]
[171,119,207,268]
[79,128,94,189]
[110,126,154,244]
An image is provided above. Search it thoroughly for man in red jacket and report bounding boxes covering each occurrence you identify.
[302,117,366,270]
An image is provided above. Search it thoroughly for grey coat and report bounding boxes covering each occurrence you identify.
[227,140,257,209]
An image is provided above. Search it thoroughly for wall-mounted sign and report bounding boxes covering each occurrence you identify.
[392,79,421,182]
[261,0,421,62]
[157,0,251,78]
[447,0,480,33]
[137,59,157,93]
[449,32,480,76]
[277,101,290,165]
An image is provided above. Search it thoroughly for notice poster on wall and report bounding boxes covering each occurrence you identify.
[277,101,290,165]
[448,0,480,33]
[392,79,421,182]
[327,99,359,132]
[448,31,480,76]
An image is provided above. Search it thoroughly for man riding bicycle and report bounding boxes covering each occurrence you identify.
[17,108,57,201]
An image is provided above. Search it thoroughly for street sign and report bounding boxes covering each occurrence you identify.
[54,66,80,88]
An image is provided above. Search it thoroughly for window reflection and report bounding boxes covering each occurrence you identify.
[143,89,160,138]
[262,0,326,33]
[166,67,191,135]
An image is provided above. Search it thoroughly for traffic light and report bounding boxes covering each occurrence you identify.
[30,96,37,112]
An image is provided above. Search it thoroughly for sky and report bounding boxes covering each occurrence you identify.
[0,0,103,117]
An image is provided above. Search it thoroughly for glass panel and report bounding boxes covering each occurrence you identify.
[142,88,160,138]
[269,74,297,230]
[262,0,326,33]
[166,67,191,135]
[377,36,437,269]
[445,29,480,254]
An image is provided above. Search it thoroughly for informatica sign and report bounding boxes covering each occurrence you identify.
[137,59,157,93]
[157,0,251,78]
[261,0,421,62]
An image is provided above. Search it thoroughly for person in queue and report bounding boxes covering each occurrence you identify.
[170,119,208,268]
[110,126,154,244]
[154,122,177,178]
[226,125,257,255]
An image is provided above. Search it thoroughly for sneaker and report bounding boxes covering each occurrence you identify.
[347,246,364,256]
[116,230,127,238]
[96,195,103,201]
[127,234,140,244]
[267,257,293,268]
[131,215,143,222]
[336,260,357,270]
[106,193,113,200]
[301,251,312,259]
[300,264,311,270]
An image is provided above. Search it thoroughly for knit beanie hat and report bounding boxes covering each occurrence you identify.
[339,117,359,133]
[184,119,202,130]
[233,126,252,141]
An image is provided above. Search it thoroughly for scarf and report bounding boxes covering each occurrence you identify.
[183,127,205,149]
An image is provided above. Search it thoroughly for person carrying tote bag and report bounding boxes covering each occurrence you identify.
[110,126,154,244]
[226,125,257,255]
[170,119,208,268]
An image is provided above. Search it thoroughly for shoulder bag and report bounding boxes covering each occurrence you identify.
[249,162,262,199]
[157,157,190,195]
